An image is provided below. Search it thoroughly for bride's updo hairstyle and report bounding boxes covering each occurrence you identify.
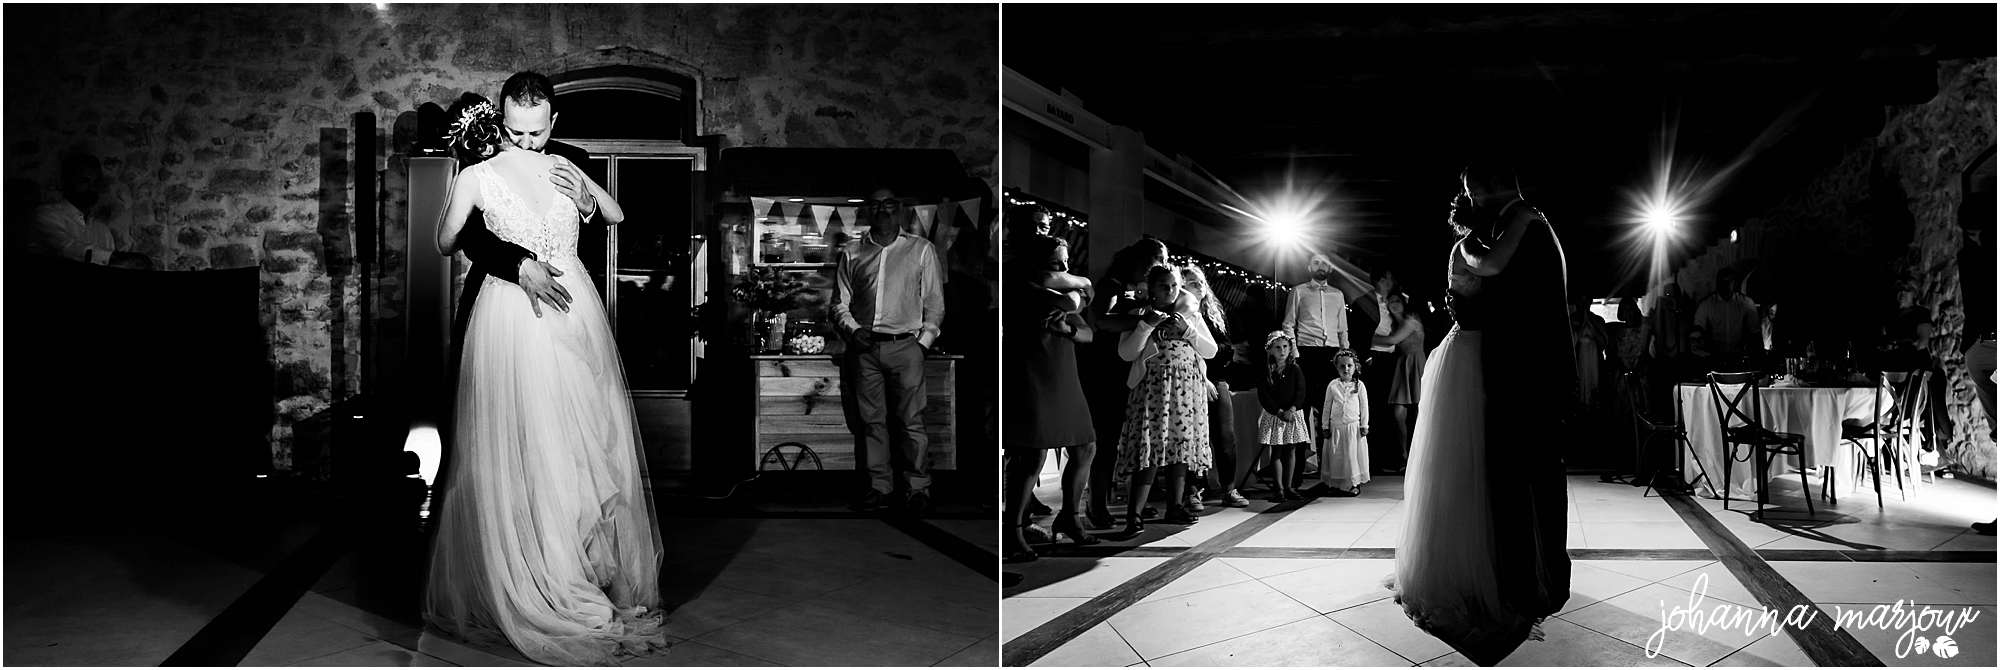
[444,92,503,164]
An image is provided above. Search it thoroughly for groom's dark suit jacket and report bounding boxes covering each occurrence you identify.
[1480,202,1577,626]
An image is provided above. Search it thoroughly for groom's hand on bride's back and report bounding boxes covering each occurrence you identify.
[517,258,572,318]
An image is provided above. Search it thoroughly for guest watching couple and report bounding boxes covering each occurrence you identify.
[1115,264,1216,534]
[1694,268,1762,366]
[1282,252,1350,488]
[1083,238,1172,528]
[30,151,150,269]
[835,187,947,515]
[1002,233,1098,561]
[1318,349,1370,496]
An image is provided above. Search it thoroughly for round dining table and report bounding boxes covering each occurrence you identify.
[1673,382,1898,500]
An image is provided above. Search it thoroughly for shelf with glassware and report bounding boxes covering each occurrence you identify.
[717,195,962,472]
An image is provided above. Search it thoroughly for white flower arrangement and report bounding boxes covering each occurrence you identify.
[447,101,500,153]
[786,334,827,355]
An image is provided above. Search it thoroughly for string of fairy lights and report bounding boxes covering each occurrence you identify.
[1006,191,1288,292]
[1168,253,1290,293]
[1004,192,1090,232]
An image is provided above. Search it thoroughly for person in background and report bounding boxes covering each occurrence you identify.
[1694,269,1762,366]
[1318,349,1370,496]
[1255,332,1314,501]
[1364,269,1405,474]
[1284,253,1350,486]
[1115,265,1216,533]
[1083,238,1172,528]
[835,187,947,515]
[1374,292,1426,470]
[1642,282,1693,386]
[1181,265,1247,509]
[1002,234,1098,560]
[31,151,145,267]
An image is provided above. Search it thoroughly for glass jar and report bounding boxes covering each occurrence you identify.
[784,319,826,355]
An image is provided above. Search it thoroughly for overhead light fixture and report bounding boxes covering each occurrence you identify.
[787,198,805,203]
[847,198,865,203]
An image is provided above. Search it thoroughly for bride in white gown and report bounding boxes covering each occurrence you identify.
[424,93,666,666]
[1390,194,1540,666]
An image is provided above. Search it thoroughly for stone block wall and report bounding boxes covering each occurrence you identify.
[4,3,998,469]
[1671,58,1996,479]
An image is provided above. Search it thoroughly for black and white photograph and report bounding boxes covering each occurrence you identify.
[1000,3,1996,667]
[5,3,998,667]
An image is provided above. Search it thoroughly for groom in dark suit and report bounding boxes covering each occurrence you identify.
[448,73,609,356]
[1461,160,1576,665]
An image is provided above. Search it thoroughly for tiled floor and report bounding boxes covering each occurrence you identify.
[4,480,998,667]
[1002,467,1996,667]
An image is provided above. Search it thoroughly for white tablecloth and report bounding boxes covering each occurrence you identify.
[1674,384,1892,499]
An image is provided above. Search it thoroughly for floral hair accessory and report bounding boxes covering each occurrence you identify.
[447,101,500,154]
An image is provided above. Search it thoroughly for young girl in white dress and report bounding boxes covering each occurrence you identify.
[1319,350,1370,495]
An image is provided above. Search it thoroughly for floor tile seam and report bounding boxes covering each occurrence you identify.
[1101,618,1149,666]
[246,637,381,667]
[1660,492,1887,667]
[930,635,996,668]
[801,595,998,641]
[1127,611,1327,664]
[1001,501,1308,665]
[286,640,444,667]
[1130,567,1259,606]
[1554,606,1740,668]
[671,636,793,667]
[1315,610,1429,666]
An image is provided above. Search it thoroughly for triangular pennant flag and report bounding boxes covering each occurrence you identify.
[751,197,775,222]
[779,201,806,231]
[836,207,858,238]
[911,205,936,237]
[958,198,982,228]
[810,205,834,236]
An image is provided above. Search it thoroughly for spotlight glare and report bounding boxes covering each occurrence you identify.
[1263,212,1307,247]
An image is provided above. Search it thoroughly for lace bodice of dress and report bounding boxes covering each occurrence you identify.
[1445,239,1491,329]
[472,161,580,268]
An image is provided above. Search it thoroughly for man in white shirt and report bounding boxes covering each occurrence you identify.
[1694,269,1761,364]
[30,153,126,265]
[1283,252,1350,405]
[834,188,946,515]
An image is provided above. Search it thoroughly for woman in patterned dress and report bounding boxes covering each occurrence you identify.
[1116,265,1218,534]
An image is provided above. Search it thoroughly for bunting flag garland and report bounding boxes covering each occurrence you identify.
[835,207,858,238]
[958,198,983,229]
[911,204,937,237]
[779,201,806,232]
[751,197,776,222]
[809,205,834,236]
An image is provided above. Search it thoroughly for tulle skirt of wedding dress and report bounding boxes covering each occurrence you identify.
[1389,328,1535,665]
[424,265,667,666]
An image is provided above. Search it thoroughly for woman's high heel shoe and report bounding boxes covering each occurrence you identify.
[1164,506,1198,525]
[1051,515,1102,546]
[1085,509,1116,531]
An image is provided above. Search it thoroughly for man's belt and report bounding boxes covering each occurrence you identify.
[867,331,917,342]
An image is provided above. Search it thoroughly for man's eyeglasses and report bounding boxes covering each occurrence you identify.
[861,200,904,213]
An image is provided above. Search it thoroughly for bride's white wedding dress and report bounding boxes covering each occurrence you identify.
[1389,239,1536,665]
[424,155,666,666]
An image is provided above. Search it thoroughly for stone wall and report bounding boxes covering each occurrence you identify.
[3,3,998,469]
[1671,58,1996,479]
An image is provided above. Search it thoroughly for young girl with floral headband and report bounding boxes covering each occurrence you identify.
[1254,331,1313,501]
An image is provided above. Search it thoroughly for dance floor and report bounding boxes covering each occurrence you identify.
[1003,471,1995,667]
[4,478,999,667]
